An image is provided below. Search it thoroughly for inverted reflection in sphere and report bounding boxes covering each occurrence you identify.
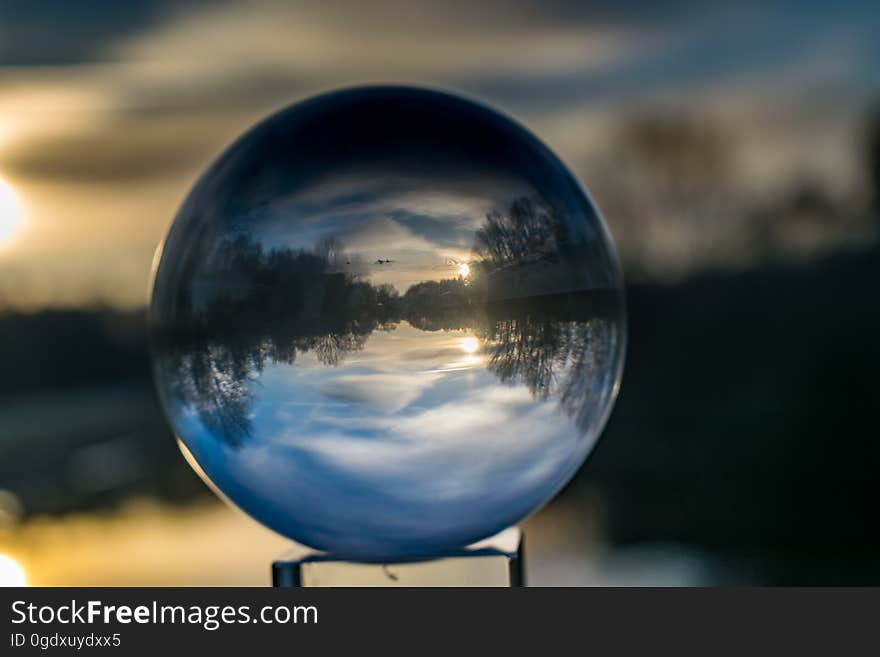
[150,86,626,559]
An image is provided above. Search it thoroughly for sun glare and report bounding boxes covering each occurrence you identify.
[0,553,27,587]
[0,176,23,247]
[461,336,479,354]
[458,263,470,277]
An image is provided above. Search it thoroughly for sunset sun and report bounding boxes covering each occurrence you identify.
[0,177,22,247]
[0,553,27,587]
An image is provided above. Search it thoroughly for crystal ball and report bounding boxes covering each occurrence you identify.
[150,86,626,559]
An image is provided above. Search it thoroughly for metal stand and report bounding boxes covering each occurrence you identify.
[273,527,524,587]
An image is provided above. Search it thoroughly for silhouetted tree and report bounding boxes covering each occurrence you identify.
[474,197,562,268]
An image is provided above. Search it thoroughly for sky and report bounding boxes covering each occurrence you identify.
[0,0,878,309]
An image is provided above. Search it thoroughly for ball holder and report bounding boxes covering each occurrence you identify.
[273,527,523,587]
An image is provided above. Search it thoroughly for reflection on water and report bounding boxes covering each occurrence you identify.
[151,87,625,558]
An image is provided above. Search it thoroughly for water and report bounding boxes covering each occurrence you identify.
[150,86,626,559]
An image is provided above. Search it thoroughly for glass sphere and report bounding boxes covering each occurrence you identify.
[150,86,626,560]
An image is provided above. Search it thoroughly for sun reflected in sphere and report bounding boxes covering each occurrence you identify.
[0,553,27,587]
[0,176,22,247]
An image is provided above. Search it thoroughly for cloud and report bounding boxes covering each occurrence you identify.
[0,0,222,66]
[0,0,877,308]
[2,116,228,183]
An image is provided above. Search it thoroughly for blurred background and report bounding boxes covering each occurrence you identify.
[1,0,878,585]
